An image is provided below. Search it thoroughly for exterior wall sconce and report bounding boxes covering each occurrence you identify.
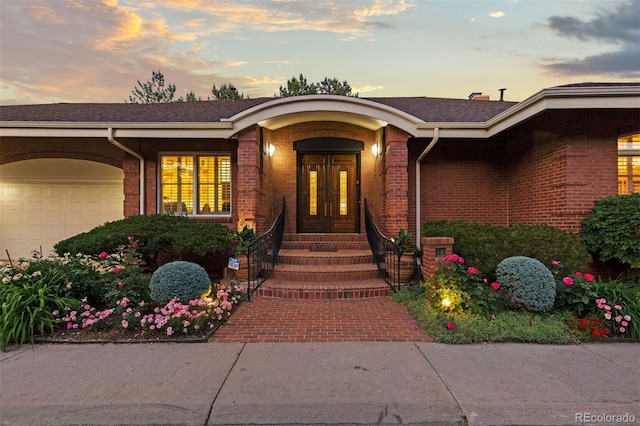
[268,143,276,157]
[371,143,380,157]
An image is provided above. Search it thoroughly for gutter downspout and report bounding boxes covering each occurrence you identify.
[108,127,145,215]
[416,127,439,250]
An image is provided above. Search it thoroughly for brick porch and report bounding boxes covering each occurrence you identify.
[210,233,432,342]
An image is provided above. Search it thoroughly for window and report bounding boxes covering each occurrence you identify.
[618,134,640,195]
[159,154,231,215]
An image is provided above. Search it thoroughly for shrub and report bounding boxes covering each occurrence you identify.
[580,193,640,281]
[149,261,211,304]
[496,256,556,312]
[427,254,504,315]
[54,215,232,270]
[553,268,599,316]
[103,264,151,307]
[592,280,640,339]
[423,221,591,279]
[2,253,105,305]
[0,266,80,351]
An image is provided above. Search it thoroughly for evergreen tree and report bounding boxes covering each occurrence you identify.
[212,83,244,100]
[179,91,201,102]
[126,70,177,104]
[278,74,357,97]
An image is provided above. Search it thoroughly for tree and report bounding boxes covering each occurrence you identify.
[278,74,317,97]
[212,83,244,100]
[316,77,355,96]
[178,91,201,102]
[278,74,357,97]
[126,70,177,103]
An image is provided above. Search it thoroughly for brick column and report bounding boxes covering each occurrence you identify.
[384,125,410,235]
[421,237,454,279]
[123,155,140,217]
[236,126,261,232]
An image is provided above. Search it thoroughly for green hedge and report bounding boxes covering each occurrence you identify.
[54,215,232,270]
[580,193,640,280]
[423,221,591,278]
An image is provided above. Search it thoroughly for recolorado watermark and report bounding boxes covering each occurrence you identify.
[575,412,636,423]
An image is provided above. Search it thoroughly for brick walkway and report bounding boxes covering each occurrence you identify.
[209,296,433,343]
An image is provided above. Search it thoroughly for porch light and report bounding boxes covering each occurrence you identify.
[268,143,276,157]
[371,143,379,157]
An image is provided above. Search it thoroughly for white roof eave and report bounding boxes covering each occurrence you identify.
[0,121,235,138]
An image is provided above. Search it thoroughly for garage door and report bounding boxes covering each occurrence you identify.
[0,159,124,260]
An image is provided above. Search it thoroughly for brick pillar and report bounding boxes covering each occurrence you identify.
[237,126,261,232]
[123,155,140,217]
[421,237,454,279]
[384,125,410,236]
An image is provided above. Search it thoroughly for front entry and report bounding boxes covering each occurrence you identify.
[297,153,359,233]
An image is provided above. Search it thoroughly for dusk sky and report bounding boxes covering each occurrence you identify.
[1,0,638,105]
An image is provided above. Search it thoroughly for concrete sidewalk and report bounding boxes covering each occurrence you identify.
[1,342,638,425]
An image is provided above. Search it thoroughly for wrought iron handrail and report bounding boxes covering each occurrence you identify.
[364,199,418,290]
[243,197,286,301]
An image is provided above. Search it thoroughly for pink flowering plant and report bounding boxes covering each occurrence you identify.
[53,284,243,338]
[551,261,599,315]
[595,298,632,337]
[98,237,151,307]
[427,254,504,315]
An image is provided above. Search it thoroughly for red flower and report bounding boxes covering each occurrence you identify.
[584,273,594,282]
[446,322,455,330]
[490,282,500,291]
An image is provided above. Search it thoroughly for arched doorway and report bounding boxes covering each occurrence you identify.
[294,138,362,233]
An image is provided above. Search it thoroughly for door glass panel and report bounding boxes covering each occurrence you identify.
[339,170,347,216]
[309,170,317,216]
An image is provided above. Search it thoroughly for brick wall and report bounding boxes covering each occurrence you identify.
[383,126,411,236]
[1,137,124,167]
[417,138,509,227]
[507,110,627,232]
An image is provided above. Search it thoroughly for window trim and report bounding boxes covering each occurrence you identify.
[158,152,232,216]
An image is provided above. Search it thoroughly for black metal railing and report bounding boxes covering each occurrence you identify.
[364,199,418,290]
[243,198,286,301]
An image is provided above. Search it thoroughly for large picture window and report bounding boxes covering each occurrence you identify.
[618,134,640,195]
[160,154,231,215]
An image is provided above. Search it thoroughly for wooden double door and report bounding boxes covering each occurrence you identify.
[297,153,360,233]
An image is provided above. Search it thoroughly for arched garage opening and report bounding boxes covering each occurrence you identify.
[0,159,124,259]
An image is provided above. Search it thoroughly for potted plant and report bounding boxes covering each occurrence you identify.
[386,229,417,283]
[230,225,261,281]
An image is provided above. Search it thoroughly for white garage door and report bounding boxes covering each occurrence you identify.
[0,159,124,260]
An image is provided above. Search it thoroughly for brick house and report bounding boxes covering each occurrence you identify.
[1,82,639,262]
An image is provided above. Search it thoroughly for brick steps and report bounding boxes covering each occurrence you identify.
[254,233,389,299]
[254,279,389,299]
[271,263,380,281]
[277,249,374,265]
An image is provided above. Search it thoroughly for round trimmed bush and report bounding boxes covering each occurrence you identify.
[496,256,556,312]
[149,261,211,303]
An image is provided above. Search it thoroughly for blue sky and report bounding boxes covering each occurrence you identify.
[1,0,638,105]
